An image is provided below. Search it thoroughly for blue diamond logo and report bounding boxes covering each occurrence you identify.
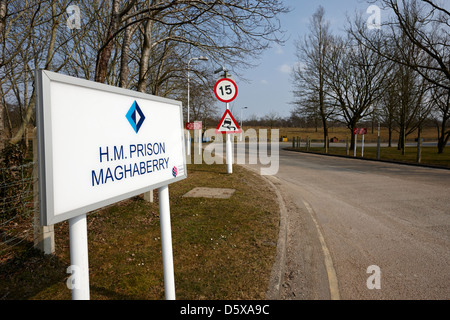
[126,101,145,133]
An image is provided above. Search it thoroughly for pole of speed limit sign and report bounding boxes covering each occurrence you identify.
[214,77,238,174]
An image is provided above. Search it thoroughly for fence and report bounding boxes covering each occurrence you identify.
[0,130,54,262]
[0,161,36,259]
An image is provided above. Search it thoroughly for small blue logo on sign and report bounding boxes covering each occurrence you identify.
[126,101,145,133]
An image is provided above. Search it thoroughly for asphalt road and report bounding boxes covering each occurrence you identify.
[241,144,450,300]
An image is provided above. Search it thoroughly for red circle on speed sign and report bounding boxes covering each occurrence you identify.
[214,78,238,103]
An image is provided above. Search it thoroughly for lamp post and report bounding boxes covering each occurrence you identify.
[187,56,208,156]
[240,106,247,141]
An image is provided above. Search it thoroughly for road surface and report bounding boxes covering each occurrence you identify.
[241,144,450,300]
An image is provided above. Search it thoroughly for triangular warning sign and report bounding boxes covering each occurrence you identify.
[215,109,242,134]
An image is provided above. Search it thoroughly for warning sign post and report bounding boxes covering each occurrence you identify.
[214,76,239,174]
[353,128,367,157]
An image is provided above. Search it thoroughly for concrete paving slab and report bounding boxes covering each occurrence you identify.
[183,187,236,199]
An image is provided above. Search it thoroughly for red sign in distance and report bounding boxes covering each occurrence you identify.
[186,122,202,130]
[214,78,238,103]
[353,128,368,135]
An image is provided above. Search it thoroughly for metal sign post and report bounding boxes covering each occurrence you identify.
[226,103,233,174]
[353,128,367,158]
[361,134,365,157]
[158,185,176,300]
[68,213,90,300]
[214,75,238,174]
[196,121,202,156]
[377,123,381,160]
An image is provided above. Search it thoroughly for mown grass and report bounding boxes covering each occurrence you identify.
[286,145,450,168]
[0,163,279,300]
[278,126,439,143]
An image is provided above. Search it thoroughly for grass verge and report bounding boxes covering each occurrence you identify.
[0,163,279,300]
[286,146,450,168]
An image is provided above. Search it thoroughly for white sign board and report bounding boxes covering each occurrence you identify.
[36,70,186,226]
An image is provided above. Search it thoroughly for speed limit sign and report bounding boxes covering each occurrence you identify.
[214,78,238,103]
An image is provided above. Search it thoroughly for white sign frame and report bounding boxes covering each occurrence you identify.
[36,70,187,226]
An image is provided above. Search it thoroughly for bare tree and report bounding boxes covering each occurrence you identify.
[350,0,449,152]
[386,0,449,89]
[0,0,62,145]
[0,0,6,149]
[430,84,450,153]
[95,0,136,83]
[380,81,397,147]
[262,111,281,129]
[392,62,433,153]
[94,0,288,84]
[292,6,336,147]
[353,0,449,90]
[180,77,218,124]
[119,6,138,88]
[325,31,389,149]
[0,0,288,148]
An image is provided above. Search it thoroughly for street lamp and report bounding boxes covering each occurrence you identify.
[240,107,248,127]
[188,56,208,124]
[214,65,228,78]
[240,107,248,141]
[187,56,208,156]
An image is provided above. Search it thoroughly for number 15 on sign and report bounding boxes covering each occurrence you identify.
[214,78,238,103]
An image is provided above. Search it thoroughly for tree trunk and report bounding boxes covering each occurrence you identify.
[95,0,121,84]
[10,1,59,145]
[349,117,358,150]
[119,19,134,88]
[10,91,35,145]
[0,0,6,33]
[397,116,406,154]
[437,91,450,154]
[322,118,328,149]
[437,120,449,154]
[0,98,4,152]
[44,2,58,69]
[137,20,153,93]
[0,0,6,151]
[350,131,356,152]
[388,126,392,147]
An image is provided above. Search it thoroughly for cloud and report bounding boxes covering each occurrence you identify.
[294,61,306,72]
[260,79,269,85]
[278,64,292,74]
[274,45,284,55]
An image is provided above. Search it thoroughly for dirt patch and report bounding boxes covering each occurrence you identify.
[183,187,235,199]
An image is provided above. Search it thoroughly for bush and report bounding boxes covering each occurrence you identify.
[0,141,32,221]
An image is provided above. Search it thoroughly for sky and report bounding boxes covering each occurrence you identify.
[224,0,374,121]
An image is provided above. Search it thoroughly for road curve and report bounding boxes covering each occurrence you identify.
[245,146,450,299]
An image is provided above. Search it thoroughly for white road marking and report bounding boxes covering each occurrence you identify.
[302,199,340,300]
